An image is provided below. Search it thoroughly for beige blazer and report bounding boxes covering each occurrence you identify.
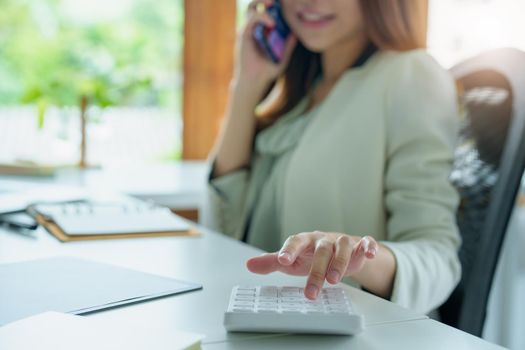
[203,49,461,314]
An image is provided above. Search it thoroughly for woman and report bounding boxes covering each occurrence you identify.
[204,0,461,314]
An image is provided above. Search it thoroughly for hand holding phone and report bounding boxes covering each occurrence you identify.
[252,0,290,63]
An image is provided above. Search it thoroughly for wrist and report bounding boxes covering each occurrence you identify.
[230,77,270,105]
[353,243,396,299]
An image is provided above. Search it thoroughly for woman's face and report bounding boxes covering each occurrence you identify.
[281,0,366,53]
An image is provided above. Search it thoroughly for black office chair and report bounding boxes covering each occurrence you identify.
[439,48,525,337]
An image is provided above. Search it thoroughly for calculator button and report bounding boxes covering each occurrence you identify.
[232,307,255,313]
[281,297,303,302]
[258,301,277,307]
[281,302,302,308]
[237,287,256,291]
[259,286,278,297]
[305,305,324,310]
[326,298,346,304]
[233,301,255,307]
[280,303,303,309]
[257,308,279,313]
[237,290,256,295]
[257,296,278,302]
[326,306,348,313]
[281,309,304,314]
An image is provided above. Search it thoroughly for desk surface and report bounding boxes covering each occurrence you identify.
[0,222,505,349]
[204,319,505,350]
[0,161,208,210]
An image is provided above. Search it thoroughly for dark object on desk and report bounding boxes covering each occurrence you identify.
[0,256,202,326]
[0,212,38,230]
[439,48,525,337]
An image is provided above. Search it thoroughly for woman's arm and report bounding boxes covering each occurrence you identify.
[203,0,297,236]
[379,51,461,312]
[210,81,261,177]
[210,0,297,177]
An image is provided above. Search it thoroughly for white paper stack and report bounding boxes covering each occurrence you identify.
[0,312,204,350]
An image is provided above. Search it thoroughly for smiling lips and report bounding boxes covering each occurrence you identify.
[298,10,336,29]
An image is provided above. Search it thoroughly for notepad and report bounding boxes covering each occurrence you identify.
[0,257,202,326]
[28,201,199,241]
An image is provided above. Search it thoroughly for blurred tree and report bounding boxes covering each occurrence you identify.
[0,0,182,166]
[0,0,181,122]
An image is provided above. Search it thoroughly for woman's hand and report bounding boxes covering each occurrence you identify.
[246,231,379,300]
[234,0,297,94]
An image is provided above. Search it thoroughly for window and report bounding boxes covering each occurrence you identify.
[181,0,236,160]
[237,0,252,24]
[428,0,525,67]
[0,0,183,167]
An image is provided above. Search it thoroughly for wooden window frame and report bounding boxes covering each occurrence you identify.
[183,0,237,160]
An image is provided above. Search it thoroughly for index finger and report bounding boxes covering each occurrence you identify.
[278,233,312,265]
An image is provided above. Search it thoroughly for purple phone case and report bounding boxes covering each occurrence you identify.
[253,1,290,63]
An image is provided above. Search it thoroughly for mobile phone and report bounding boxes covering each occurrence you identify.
[253,0,290,63]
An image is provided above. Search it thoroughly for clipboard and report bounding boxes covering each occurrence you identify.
[28,201,200,242]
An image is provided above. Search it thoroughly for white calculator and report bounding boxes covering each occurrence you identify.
[223,286,364,335]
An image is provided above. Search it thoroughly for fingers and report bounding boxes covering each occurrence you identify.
[244,13,275,38]
[246,253,280,274]
[362,235,378,258]
[305,239,333,300]
[245,0,275,31]
[246,233,379,301]
[248,0,273,14]
[278,233,311,266]
[345,236,378,275]
[326,235,353,284]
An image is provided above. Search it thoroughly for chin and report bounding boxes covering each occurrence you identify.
[298,39,330,53]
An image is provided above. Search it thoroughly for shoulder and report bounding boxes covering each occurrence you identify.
[382,50,456,98]
[365,50,459,153]
[370,49,457,113]
[377,49,448,76]
[338,49,456,106]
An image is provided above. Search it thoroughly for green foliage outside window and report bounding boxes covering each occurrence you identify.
[0,0,182,125]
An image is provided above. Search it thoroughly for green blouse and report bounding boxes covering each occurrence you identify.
[244,99,317,251]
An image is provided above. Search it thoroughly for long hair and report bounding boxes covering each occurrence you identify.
[256,0,428,129]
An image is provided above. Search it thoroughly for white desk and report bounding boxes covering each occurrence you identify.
[0,161,208,211]
[205,319,506,349]
[0,222,505,349]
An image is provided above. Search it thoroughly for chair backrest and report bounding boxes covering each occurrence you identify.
[439,48,525,336]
